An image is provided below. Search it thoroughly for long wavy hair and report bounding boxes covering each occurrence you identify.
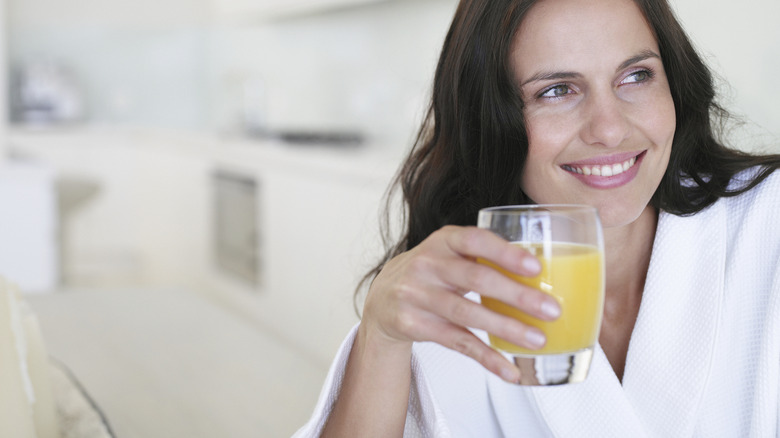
[357,0,780,303]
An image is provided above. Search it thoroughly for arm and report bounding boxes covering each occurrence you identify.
[320,226,561,436]
[320,323,413,437]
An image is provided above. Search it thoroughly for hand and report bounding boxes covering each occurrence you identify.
[360,225,561,383]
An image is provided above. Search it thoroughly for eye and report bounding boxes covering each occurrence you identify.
[538,84,573,99]
[622,69,654,85]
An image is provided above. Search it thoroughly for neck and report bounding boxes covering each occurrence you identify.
[597,205,658,382]
[603,205,658,298]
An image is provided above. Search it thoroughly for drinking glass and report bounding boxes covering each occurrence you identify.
[477,205,605,385]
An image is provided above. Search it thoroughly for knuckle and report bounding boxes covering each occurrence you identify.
[392,281,415,303]
[465,265,490,290]
[457,227,483,253]
[502,319,529,345]
[502,244,525,267]
[393,309,418,335]
[510,289,533,311]
[449,298,473,322]
[432,225,458,245]
[508,286,541,313]
[451,333,481,361]
[439,224,459,235]
[406,254,435,277]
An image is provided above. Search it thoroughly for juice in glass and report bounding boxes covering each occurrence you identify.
[480,241,604,355]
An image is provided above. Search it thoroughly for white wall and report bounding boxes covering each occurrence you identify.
[6,0,212,129]
[209,0,780,152]
[6,0,779,153]
[672,0,780,153]
[208,0,459,147]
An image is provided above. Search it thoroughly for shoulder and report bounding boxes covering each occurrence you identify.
[725,166,780,206]
[715,168,780,283]
[673,167,780,228]
[665,168,780,273]
[718,167,780,227]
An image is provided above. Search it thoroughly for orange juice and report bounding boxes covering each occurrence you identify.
[480,242,604,355]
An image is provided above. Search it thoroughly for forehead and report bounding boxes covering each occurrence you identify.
[511,0,659,76]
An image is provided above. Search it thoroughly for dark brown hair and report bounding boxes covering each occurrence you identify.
[358,0,780,303]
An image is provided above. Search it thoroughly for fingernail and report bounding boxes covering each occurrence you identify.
[522,256,541,274]
[541,300,561,319]
[501,366,520,383]
[525,329,546,348]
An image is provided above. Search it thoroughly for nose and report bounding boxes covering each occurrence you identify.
[580,90,631,148]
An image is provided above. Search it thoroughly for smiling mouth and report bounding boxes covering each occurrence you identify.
[561,152,644,177]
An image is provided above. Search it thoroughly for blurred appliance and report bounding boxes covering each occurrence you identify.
[213,169,260,287]
[0,161,59,292]
[273,130,364,147]
[11,60,84,125]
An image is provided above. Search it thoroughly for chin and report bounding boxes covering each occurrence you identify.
[597,203,653,229]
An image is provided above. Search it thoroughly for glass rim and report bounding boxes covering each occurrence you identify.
[478,204,598,215]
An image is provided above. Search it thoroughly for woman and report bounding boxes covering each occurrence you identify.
[296,0,780,436]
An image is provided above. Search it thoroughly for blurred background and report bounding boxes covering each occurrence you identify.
[0,0,778,436]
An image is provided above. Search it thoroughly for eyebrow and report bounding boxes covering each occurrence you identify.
[618,49,661,71]
[520,49,662,88]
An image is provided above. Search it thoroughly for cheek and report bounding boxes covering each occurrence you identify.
[524,113,575,163]
[524,111,575,152]
[641,90,676,147]
[660,108,676,148]
[521,140,559,201]
[520,114,574,199]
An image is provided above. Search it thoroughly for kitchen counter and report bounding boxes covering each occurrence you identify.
[7,124,403,185]
[6,122,395,381]
[28,288,327,438]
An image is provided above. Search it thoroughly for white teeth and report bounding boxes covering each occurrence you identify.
[565,156,637,178]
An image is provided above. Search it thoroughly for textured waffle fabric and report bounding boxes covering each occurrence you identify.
[295,169,780,438]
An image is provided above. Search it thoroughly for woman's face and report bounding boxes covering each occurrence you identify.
[510,0,676,228]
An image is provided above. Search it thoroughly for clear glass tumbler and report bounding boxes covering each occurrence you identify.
[478,205,605,385]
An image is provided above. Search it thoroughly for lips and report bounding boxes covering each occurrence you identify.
[561,151,646,189]
[562,156,637,177]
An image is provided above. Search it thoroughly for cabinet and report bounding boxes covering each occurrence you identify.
[213,169,260,287]
[9,127,399,367]
[209,142,396,366]
[0,0,8,160]
[0,162,58,292]
[214,0,388,22]
[7,129,214,291]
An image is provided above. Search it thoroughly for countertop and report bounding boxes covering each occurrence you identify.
[7,124,403,185]
[28,288,328,438]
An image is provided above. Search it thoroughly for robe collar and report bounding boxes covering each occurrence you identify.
[486,201,727,437]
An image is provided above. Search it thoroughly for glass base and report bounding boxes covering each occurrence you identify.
[508,348,594,386]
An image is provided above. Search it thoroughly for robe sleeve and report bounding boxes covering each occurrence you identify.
[775,263,780,437]
[291,324,452,438]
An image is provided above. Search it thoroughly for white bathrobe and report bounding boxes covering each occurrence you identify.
[295,171,780,438]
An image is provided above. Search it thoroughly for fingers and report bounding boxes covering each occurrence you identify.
[385,269,548,351]
[411,313,521,384]
[363,225,565,384]
[434,256,561,321]
[413,285,547,350]
[443,226,542,277]
[438,226,561,319]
